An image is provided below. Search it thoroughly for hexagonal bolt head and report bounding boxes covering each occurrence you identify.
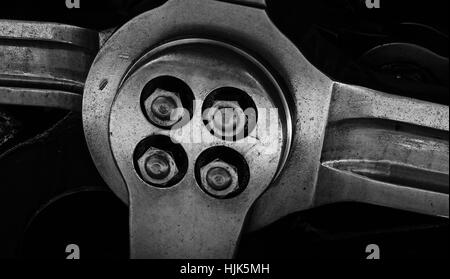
[200,159,239,198]
[137,147,179,186]
[144,88,184,127]
[205,101,247,138]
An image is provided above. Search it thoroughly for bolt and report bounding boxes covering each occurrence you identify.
[206,167,233,191]
[137,147,179,186]
[151,96,177,120]
[205,101,246,139]
[144,88,184,127]
[200,159,239,198]
[145,153,171,180]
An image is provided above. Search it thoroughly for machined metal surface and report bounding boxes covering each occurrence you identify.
[107,38,286,258]
[0,20,98,110]
[82,0,449,258]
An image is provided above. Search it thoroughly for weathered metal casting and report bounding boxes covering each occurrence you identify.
[0,20,98,111]
[107,38,287,258]
[82,0,449,258]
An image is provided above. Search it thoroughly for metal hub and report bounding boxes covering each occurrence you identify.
[83,0,448,259]
[104,37,288,258]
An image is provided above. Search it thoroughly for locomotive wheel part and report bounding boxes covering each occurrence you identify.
[0,20,98,111]
[83,0,449,258]
[109,38,287,258]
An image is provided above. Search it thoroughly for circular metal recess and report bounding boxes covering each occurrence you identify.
[109,38,288,199]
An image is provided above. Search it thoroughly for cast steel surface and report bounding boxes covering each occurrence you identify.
[83,0,449,258]
[0,20,98,110]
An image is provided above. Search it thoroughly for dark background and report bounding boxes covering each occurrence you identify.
[0,0,448,259]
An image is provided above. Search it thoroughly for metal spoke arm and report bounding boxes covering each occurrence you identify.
[328,83,448,131]
[315,165,448,217]
[314,82,449,217]
[127,175,251,259]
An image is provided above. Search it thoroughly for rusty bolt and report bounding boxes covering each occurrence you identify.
[205,101,247,139]
[137,147,179,186]
[144,88,184,127]
[200,159,239,197]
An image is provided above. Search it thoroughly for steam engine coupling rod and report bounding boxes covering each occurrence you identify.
[83,0,449,258]
[0,20,98,111]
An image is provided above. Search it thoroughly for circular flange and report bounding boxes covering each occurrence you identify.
[109,38,287,201]
[83,0,333,234]
[106,37,289,258]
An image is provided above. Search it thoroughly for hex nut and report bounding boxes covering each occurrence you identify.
[144,88,184,127]
[204,100,247,139]
[200,159,239,198]
[137,147,179,186]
